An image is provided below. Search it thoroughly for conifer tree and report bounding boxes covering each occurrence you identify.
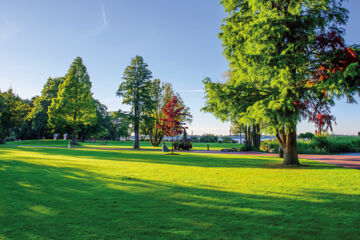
[204,0,359,165]
[48,57,96,145]
[117,56,153,149]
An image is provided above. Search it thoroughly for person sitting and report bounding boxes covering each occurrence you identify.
[162,142,170,152]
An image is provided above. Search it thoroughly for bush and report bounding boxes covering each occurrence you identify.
[173,138,192,150]
[221,136,232,143]
[200,134,218,143]
[239,144,255,152]
[190,136,199,142]
[299,132,315,140]
[260,140,280,153]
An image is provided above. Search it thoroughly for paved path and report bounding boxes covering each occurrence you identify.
[193,150,360,169]
[4,145,360,170]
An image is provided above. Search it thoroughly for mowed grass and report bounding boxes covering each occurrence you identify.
[1,145,360,239]
[5,139,242,151]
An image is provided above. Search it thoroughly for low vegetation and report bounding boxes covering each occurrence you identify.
[261,136,360,154]
[1,145,360,239]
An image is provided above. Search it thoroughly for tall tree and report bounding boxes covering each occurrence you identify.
[48,57,96,145]
[116,55,154,149]
[141,79,164,146]
[29,77,64,138]
[203,0,359,165]
[157,96,188,154]
[141,80,193,146]
[0,89,29,143]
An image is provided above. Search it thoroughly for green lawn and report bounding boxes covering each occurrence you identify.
[5,139,242,151]
[1,145,360,239]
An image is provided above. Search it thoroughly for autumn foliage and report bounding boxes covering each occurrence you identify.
[296,31,358,135]
[157,96,188,153]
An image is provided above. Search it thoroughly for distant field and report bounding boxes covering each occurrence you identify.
[1,144,359,239]
[5,139,243,151]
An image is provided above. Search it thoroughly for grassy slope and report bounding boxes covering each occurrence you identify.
[1,145,360,239]
[5,140,242,151]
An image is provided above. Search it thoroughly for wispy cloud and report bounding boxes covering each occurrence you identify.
[101,3,108,28]
[84,1,108,38]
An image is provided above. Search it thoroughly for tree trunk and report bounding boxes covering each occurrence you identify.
[171,135,174,155]
[71,110,79,145]
[279,147,284,158]
[283,129,299,165]
[134,105,140,149]
[275,127,299,165]
[239,129,242,144]
[71,129,78,145]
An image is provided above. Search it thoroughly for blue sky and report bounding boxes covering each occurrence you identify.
[0,0,359,135]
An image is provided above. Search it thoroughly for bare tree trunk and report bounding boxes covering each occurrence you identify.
[171,135,174,155]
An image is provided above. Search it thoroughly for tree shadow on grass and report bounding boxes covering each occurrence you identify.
[1,159,359,239]
[2,146,340,170]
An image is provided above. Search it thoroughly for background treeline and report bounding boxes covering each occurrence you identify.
[0,56,191,145]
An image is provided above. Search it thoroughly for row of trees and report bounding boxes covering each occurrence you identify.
[203,0,360,165]
[117,56,191,149]
[0,56,191,149]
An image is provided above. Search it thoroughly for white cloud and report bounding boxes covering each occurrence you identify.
[101,3,108,28]
[84,1,108,38]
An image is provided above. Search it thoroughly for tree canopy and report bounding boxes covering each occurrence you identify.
[48,57,97,145]
[117,55,154,149]
[0,89,29,143]
[203,0,359,164]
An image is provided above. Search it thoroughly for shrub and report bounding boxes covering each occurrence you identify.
[239,144,255,152]
[312,136,329,149]
[221,136,232,143]
[200,134,218,143]
[174,138,192,150]
[260,140,280,153]
[299,132,315,140]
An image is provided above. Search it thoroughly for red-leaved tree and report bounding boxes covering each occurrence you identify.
[296,31,358,135]
[157,96,188,154]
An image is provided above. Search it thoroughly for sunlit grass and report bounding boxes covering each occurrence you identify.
[1,144,359,239]
[5,139,243,151]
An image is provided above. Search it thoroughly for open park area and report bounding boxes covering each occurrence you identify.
[1,141,360,239]
[1,0,360,239]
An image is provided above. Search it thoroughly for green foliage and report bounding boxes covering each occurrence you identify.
[0,89,29,143]
[109,110,132,140]
[173,138,192,150]
[263,136,360,154]
[117,56,154,148]
[299,132,315,140]
[190,136,199,142]
[28,77,64,138]
[79,100,111,140]
[221,136,233,143]
[203,0,353,164]
[48,57,97,144]
[200,134,218,143]
[260,140,280,153]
